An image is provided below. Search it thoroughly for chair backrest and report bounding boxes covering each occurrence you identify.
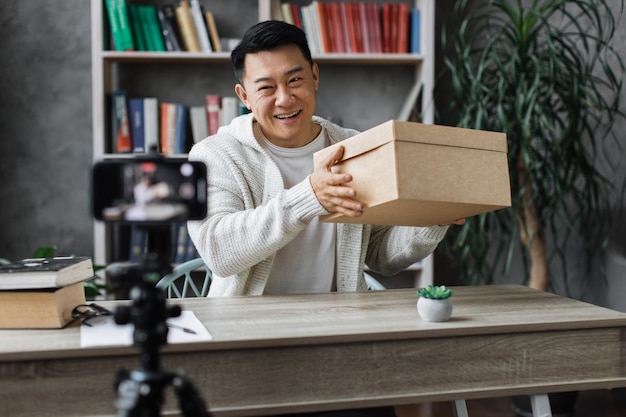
[364,271,386,290]
[156,259,384,297]
[156,258,212,298]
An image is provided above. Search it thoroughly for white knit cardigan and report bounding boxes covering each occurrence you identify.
[187,113,448,297]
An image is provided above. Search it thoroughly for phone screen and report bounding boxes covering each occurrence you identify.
[92,158,207,223]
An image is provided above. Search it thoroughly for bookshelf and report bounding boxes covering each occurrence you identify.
[91,0,435,287]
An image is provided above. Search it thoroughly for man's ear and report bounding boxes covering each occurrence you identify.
[312,63,319,91]
[235,84,250,110]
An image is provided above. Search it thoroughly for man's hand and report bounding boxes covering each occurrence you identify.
[310,146,363,217]
[439,218,466,226]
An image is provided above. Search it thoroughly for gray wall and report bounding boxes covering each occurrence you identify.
[0,1,93,261]
[1,0,625,308]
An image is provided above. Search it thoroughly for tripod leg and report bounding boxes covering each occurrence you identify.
[114,369,164,417]
[171,372,212,417]
[115,378,144,417]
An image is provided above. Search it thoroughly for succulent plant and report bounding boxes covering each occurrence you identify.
[417,285,452,300]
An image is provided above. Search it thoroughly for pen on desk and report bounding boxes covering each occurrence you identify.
[167,323,197,335]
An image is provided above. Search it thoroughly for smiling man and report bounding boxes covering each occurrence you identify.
[187,20,458,299]
[186,19,460,417]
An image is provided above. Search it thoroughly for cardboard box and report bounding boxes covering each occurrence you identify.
[313,120,511,226]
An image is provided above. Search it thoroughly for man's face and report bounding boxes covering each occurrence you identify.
[235,44,320,148]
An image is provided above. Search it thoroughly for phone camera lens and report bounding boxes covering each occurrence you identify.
[178,182,195,199]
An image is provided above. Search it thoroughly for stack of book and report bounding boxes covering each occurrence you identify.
[111,92,191,155]
[279,1,421,54]
[110,91,249,154]
[105,0,223,53]
[0,257,93,329]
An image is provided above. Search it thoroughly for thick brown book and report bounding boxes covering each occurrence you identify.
[175,0,200,52]
[204,10,222,52]
[0,282,86,329]
[0,257,93,290]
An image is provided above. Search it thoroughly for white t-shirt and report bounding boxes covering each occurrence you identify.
[259,126,337,294]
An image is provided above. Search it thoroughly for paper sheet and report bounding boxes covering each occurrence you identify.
[80,310,212,347]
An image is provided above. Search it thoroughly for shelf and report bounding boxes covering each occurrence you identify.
[99,153,190,159]
[100,51,425,65]
[102,51,232,64]
[316,53,425,64]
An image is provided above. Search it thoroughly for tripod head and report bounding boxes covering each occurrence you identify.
[109,225,211,417]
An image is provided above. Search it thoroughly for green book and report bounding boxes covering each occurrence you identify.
[137,6,156,51]
[127,4,147,51]
[144,5,166,52]
[104,0,135,51]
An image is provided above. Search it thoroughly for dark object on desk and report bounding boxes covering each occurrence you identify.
[167,322,197,334]
[72,303,113,326]
[0,256,93,290]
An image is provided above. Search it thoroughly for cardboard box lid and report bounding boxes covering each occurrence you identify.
[315,120,507,163]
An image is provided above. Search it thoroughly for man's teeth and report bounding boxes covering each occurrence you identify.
[276,111,300,119]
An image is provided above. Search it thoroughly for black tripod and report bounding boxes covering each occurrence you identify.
[111,226,212,417]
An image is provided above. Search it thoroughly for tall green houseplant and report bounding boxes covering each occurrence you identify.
[438,0,624,292]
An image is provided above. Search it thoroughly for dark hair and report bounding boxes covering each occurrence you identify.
[231,20,313,84]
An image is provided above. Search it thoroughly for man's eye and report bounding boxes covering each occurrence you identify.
[290,77,302,84]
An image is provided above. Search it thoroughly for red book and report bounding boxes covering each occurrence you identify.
[382,3,392,53]
[291,4,303,29]
[159,102,168,153]
[358,2,370,53]
[346,3,359,53]
[329,3,345,53]
[339,2,352,53]
[350,3,364,53]
[314,1,332,53]
[390,4,399,53]
[205,94,221,136]
[370,3,383,53]
[397,2,410,53]
[160,102,177,155]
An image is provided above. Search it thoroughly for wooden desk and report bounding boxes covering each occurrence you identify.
[1,285,625,417]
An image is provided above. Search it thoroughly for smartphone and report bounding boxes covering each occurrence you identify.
[92,158,207,223]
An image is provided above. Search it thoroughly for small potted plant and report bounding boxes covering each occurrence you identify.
[416,285,453,322]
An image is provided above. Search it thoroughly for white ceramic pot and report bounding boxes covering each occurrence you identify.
[417,297,453,322]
